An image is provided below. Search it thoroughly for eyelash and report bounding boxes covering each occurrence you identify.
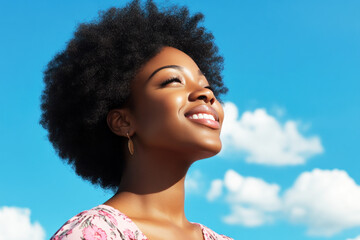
[160,77,182,87]
[160,77,214,92]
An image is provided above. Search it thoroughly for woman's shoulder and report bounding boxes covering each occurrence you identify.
[50,204,147,240]
[199,223,234,240]
[51,204,233,240]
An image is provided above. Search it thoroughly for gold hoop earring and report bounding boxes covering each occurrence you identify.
[127,133,134,155]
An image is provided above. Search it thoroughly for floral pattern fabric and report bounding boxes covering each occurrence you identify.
[51,204,233,240]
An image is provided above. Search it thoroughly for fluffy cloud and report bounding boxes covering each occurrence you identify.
[283,169,360,236]
[220,102,323,166]
[208,169,360,236]
[0,206,45,240]
[207,179,223,201]
[209,170,281,227]
[185,170,204,194]
[223,170,281,213]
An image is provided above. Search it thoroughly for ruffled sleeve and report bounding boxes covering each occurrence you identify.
[51,205,232,240]
[50,206,147,240]
[199,223,234,240]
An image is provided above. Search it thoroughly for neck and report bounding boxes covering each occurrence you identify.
[105,147,193,224]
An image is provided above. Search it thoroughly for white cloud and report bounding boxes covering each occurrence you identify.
[283,169,360,236]
[347,235,360,240]
[223,205,275,227]
[0,206,45,240]
[223,170,281,212]
[207,179,223,201]
[185,170,204,194]
[211,170,281,227]
[208,169,360,236]
[220,102,323,166]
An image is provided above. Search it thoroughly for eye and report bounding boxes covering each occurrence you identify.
[160,77,182,87]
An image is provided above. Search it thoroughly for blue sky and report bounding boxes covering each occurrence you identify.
[0,0,359,239]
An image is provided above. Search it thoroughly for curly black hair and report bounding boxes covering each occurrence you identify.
[40,0,227,191]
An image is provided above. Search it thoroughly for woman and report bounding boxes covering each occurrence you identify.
[41,0,231,239]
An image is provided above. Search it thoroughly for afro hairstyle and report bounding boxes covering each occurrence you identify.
[40,0,227,191]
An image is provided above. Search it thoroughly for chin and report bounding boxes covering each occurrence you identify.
[194,138,222,160]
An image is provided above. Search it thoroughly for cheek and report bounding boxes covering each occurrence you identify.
[134,93,186,140]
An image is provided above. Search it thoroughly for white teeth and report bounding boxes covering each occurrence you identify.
[189,113,215,121]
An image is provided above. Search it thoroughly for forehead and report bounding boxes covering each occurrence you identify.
[135,47,200,81]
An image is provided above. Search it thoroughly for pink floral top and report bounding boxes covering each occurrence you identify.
[51,205,233,240]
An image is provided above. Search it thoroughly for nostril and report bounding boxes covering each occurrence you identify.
[198,95,207,101]
[189,87,215,103]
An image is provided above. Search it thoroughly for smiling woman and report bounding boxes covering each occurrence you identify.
[40,0,231,239]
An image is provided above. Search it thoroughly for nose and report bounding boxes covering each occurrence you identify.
[188,86,216,105]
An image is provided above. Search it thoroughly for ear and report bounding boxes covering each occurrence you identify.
[107,108,135,137]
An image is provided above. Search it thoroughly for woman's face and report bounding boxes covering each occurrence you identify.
[130,47,224,160]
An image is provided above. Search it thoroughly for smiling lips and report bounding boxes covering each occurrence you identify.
[185,105,220,129]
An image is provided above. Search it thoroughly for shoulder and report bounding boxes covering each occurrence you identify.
[199,223,234,240]
[51,205,146,240]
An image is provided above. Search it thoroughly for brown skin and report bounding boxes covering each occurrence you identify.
[105,47,224,240]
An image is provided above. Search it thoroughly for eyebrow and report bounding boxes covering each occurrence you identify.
[147,65,204,81]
